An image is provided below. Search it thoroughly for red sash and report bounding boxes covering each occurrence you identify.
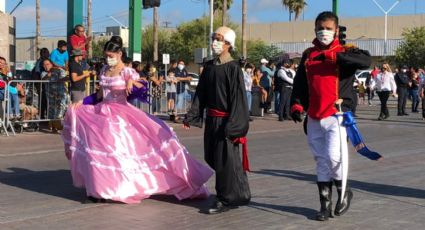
[207,108,250,172]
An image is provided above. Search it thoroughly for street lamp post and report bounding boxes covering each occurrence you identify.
[209,0,214,58]
[371,0,401,57]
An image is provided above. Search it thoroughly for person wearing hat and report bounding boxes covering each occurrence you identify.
[184,26,251,214]
[277,58,294,121]
[69,49,92,103]
[394,65,410,116]
[260,58,275,113]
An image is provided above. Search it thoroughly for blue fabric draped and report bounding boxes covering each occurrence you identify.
[342,111,382,160]
[83,80,150,105]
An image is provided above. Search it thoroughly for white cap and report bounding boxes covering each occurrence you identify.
[260,58,269,64]
[214,26,236,48]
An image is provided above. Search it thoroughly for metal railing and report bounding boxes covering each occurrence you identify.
[0,78,194,136]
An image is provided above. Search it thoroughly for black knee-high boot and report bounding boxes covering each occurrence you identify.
[316,181,333,221]
[334,180,353,216]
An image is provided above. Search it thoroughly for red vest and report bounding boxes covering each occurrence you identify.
[304,39,345,120]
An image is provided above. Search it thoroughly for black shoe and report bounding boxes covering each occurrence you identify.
[403,113,409,116]
[84,196,100,203]
[278,118,283,121]
[334,180,353,216]
[316,182,333,221]
[397,113,403,116]
[207,200,230,214]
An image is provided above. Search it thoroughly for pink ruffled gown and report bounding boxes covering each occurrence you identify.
[62,67,213,204]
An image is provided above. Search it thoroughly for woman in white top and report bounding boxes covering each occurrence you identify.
[375,63,397,120]
[243,63,254,113]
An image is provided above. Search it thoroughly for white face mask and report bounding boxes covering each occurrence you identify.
[402,69,407,73]
[316,29,335,46]
[245,68,252,74]
[212,40,224,55]
[107,57,118,67]
[177,64,184,70]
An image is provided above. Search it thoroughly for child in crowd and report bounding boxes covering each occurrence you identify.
[166,71,178,119]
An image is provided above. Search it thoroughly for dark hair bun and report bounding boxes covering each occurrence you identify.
[104,36,123,52]
[110,36,123,48]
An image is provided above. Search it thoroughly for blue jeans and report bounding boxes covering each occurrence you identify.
[8,93,20,116]
[176,90,189,111]
[411,89,419,112]
[274,90,281,114]
[246,91,252,112]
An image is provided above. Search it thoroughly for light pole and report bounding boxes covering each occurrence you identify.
[209,0,214,58]
[371,0,401,57]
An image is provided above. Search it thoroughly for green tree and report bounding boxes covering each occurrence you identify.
[169,16,239,63]
[282,0,307,21]
[395,27,425,68]
[246,40,281,65]
[91,38,108,58]
[211,0,233,13]
[141,25,173,63]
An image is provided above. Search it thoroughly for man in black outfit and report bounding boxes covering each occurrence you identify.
[184,26,250,214]
[277,59,294,121]
[394,65,410,116]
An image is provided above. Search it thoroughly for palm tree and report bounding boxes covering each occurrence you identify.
[212,0,233,13]
[282,0,307,21]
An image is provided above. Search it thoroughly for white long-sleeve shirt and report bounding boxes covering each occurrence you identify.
[243,71,253,92]
[277,67,294,85]
[375,72,397,94]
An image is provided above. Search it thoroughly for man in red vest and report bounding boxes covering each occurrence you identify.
[291,11,371,221]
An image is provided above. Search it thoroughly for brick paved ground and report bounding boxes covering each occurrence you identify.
[0,100,424,230]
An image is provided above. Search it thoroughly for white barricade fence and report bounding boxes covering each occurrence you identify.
[1,77,195,136]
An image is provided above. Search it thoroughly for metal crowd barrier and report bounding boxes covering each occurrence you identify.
[1,77,194,136]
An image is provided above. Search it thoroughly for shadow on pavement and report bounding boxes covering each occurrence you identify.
[0,167,213,210]
[0,167,85,202]
[150,194,213,212]
[248,201,316,220]
[252,169,425,199]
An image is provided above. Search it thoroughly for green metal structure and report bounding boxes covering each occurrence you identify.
[333,0,338,15]
[67,0,142,61]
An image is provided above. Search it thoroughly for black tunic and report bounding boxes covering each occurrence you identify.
[185,59,251,206]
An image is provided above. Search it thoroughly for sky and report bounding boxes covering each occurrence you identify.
[5,0,425,38]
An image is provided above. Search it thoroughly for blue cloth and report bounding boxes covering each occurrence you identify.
[8,85,17,95]
[0,88,4,101]
[50,49,69,67]
[246,91,252,112]
[8,92,20,116]
[342,111,382,160]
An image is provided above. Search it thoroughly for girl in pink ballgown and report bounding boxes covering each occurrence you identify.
[62,36,213,204]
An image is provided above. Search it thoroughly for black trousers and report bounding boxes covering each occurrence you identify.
[204,116,251,206]
[397,87,408,114]
[377,91,390,117]
[279,87,292,120]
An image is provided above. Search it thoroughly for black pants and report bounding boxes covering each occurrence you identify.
[279,87,292,120]
[204,116,251,206]
[397,87,408,114]
[377,91,390,118]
